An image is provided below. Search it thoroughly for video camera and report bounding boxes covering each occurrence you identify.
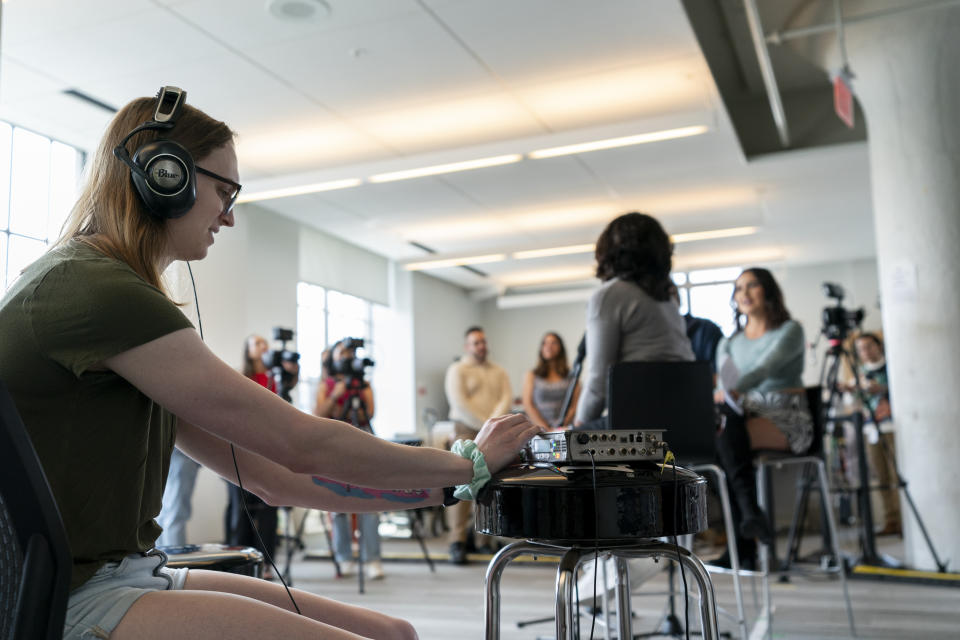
[821,282,865,343]
[263,327,300,402]
[331,337,375,386]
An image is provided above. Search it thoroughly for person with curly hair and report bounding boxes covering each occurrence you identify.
[574,212,694,428]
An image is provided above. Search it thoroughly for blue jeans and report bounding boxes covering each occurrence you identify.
[156,448,201,547]
[332,512,381,562]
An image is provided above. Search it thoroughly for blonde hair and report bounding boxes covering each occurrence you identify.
[55,96,235,294]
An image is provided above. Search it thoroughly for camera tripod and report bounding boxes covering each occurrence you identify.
[819,339,946,573]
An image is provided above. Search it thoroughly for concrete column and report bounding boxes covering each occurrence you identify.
[825,3,960,570]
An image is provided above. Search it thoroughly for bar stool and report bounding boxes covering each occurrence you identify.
[754,387,856,638]
[484,540,719,640]
[475,458,718,640]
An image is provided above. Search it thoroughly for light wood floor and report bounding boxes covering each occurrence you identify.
[273,532,960,640]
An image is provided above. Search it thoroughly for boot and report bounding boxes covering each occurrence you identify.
[715,403,773,545]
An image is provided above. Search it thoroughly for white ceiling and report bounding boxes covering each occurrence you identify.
[0,0,876,293]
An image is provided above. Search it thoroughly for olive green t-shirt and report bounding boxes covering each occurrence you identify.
[0,240,194,590]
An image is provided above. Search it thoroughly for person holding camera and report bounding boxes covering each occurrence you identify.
[852,332,900,536]
[713,267,812,568]
[313,338,384,580]
[0,88,540,640]
[224,334,301,579]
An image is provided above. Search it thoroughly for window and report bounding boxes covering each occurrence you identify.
[672,266,742,336]
[1,121,83,289]
[296,282,405,438]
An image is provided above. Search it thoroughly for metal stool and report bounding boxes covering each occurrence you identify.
[158,543,264,578]
[475,458,718,640]
[755,455,855,638]
[484,540,719,640]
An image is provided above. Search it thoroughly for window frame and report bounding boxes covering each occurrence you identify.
[1,119,84,290]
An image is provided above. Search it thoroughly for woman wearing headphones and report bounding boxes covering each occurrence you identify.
[0,89,539,640]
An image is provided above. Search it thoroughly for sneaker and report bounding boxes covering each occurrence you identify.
[366,560,385,580]
[338,561,356,577]
[449,541,468,565]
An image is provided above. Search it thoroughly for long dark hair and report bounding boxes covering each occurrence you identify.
[594,212,673,301]
[533,332,570,378]
[733,267,791,332]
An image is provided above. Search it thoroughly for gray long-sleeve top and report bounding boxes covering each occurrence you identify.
[575,278,695,423]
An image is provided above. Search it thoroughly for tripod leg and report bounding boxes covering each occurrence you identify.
[282,507,294,586]
[409,509,436,572]
[782,464,813,571]
[320,511,341,577]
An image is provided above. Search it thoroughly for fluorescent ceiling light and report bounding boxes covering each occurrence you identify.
[497,288,596,309]
[369,154,522,183]
[528,125,708,159]
[671,226,758,243]
[512,243,595,260]
[237,178,362,203]
[404,253,507,271]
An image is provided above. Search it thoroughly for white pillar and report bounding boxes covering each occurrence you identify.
[835,4,960,570]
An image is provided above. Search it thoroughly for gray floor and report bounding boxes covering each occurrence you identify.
[273,530,960,640]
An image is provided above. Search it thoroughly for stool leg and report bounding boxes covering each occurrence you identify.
[677,549,721,640]
[700,464,749,640]
[756,463,773,640]
[614,555,633,640]
[614,543,721,640]
[556,547,586,640]
[815,461,857,637]
[485,541,547,640]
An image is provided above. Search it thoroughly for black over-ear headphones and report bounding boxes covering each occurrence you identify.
[113,86,196,219]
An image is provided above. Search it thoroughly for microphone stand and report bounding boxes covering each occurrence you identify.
[559,335,586,428]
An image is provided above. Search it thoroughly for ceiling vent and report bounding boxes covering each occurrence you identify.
[267,0,331,22]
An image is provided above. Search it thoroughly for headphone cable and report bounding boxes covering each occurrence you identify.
[187,262,302,615]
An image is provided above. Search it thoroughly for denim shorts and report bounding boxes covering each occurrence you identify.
[64,549,189,640]
[743,389,814,454]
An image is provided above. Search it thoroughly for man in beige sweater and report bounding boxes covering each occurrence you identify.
[444,326,513,564]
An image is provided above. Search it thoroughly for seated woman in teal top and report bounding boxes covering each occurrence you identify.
[711,267,813,569]
[717,268,812,453]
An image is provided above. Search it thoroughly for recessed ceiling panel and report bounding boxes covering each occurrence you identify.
[425,0,699,84]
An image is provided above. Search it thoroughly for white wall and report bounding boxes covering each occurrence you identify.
[411,272,481,430]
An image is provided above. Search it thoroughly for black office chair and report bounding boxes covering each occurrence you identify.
[608,361,748,640]
[0,380,72,640]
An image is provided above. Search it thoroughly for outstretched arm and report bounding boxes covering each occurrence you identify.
[105,328,540,490]
[175,419,443,511]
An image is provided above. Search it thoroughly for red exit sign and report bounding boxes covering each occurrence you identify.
[834,71,855,128]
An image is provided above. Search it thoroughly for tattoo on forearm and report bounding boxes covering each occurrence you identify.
[311,476,431,503]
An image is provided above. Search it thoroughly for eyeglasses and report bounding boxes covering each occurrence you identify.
[196,165,242,214]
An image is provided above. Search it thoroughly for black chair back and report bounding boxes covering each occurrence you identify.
[0,381,71,640]
[607,361,716,466]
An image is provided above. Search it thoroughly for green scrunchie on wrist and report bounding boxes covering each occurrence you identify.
[451,439,491,501]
